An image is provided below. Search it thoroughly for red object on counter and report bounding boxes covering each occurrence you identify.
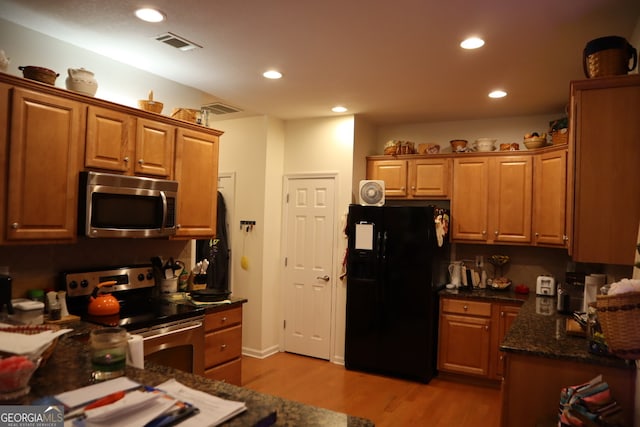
[514,284,530,294]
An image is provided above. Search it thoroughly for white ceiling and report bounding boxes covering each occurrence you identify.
[2,0,639,124]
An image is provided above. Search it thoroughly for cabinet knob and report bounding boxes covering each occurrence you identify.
[411,186,416,190]
[123,156,129,163]
[220,344,227,350]
[482,230,487,236]
[500,311,505,317]
[535,232,539,238]
[499,355,504,361]
[138,159,144,165]
[400,187,405,191]
[485,325,489,331]
[221,317,228,323]
[463,305,468,311]
[494,230,499,236]
[11,222,19,229]
[563,235,569,242]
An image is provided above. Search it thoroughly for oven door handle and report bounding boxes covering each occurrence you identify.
[138,320,203,340]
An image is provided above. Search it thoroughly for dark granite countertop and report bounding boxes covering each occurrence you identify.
[439,288,633,370]
[18,321,374,427]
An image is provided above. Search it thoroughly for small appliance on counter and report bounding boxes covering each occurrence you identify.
[0,273,13,315]
[536,275,556,296]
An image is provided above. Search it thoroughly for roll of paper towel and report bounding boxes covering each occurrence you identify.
[583,274,606,311]
[126,334,144,369]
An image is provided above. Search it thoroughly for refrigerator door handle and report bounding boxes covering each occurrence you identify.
[376,231,382,260]
[381,231,388,261]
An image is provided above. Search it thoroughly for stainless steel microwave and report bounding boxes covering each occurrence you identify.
[79,171,178,238]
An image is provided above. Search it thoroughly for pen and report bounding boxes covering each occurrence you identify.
[143,404,199,427]
[64,390,126,420]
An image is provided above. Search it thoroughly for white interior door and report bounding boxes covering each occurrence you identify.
[283,176,336,360]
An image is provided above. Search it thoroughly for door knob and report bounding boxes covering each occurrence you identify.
[316,275,330,282]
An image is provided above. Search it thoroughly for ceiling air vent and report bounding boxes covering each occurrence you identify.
[201,102,243,115]
[154,32,202,51]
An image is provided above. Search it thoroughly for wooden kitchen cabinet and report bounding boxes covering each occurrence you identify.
[134,118,175,178]
[85,105,134,173]
[439,296,522,381]
[366,156,451,199]
[533,146,568,247]
[86,108,174,178]
[491,303,520,379]
[452,155,532,244]
[569,75,640,265]
[438,298,492,377]
[174,127,220,238]
[204,305,243,385]
[4,87,84,243]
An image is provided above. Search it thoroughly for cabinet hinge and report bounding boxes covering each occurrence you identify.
[286,193,289,203]
[283,320,286,329]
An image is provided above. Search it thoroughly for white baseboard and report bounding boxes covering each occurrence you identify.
[241,344,280,359]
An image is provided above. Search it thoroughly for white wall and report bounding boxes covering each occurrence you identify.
[375,113,565,153]
[0,18,212,112]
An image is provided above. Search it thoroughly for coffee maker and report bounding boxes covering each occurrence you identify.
[0,274,13,315]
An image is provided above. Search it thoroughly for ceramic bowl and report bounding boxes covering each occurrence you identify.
[18,66,58,85]
[475,138,497,152]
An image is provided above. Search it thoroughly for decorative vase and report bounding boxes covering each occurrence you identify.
[0,50,9,73]
[65,68,98,96]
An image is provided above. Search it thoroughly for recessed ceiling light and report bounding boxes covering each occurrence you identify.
[488,90,507,98]
[135,8,166,23]
[332,106,348,113]
[460,37,485,49]
[263,70,282,79]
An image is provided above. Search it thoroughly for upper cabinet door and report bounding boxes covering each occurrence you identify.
[533,148,567,247]
[6,88,84,242]
[452,157,490,242]
[409,158,451,198]
[85,105,134,173]
[135,118,175,178]
[174,128,219,238]
[570,76,640,265]
[489,156,532,244]
[366,159,408,197]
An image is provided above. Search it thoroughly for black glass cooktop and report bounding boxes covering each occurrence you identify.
[79,297,204,331]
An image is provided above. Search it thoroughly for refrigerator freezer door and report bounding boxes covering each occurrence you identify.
[345,205,438,382]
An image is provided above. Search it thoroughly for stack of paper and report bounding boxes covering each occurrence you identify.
[156,379,247,426]
[57,377,246,427]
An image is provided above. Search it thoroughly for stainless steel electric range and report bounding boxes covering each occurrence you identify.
[62,264,205,374]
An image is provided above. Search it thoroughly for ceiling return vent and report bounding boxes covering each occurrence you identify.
[154,32,202,51]
[201,102,243,115]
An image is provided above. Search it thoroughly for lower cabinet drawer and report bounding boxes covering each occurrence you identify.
[205,325,242,367]
[205,307,243,332]
[441,298,491,317]
[205,358,242,386]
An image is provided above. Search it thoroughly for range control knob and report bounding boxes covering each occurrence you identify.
[68,280,78,289]
[137,273,145,282]
[80,279,89,288]
[146,272,154,281]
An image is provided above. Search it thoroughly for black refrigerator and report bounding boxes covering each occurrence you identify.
[345,204,447,383]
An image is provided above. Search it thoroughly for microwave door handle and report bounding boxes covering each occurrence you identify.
[160,191,168,231]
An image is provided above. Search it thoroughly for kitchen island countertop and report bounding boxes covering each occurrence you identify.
[22,321,374,427]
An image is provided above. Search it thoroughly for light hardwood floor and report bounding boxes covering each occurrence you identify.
[241,352,502,427]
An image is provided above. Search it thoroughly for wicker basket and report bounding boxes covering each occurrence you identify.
[596,292,640,359]
[585,49,631,78]
[551,129,568,145]
[0,325,60,365]
[171,108,200,123]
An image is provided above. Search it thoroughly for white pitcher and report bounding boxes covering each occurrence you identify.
[448,261,463,286]
[65,67,98,96]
